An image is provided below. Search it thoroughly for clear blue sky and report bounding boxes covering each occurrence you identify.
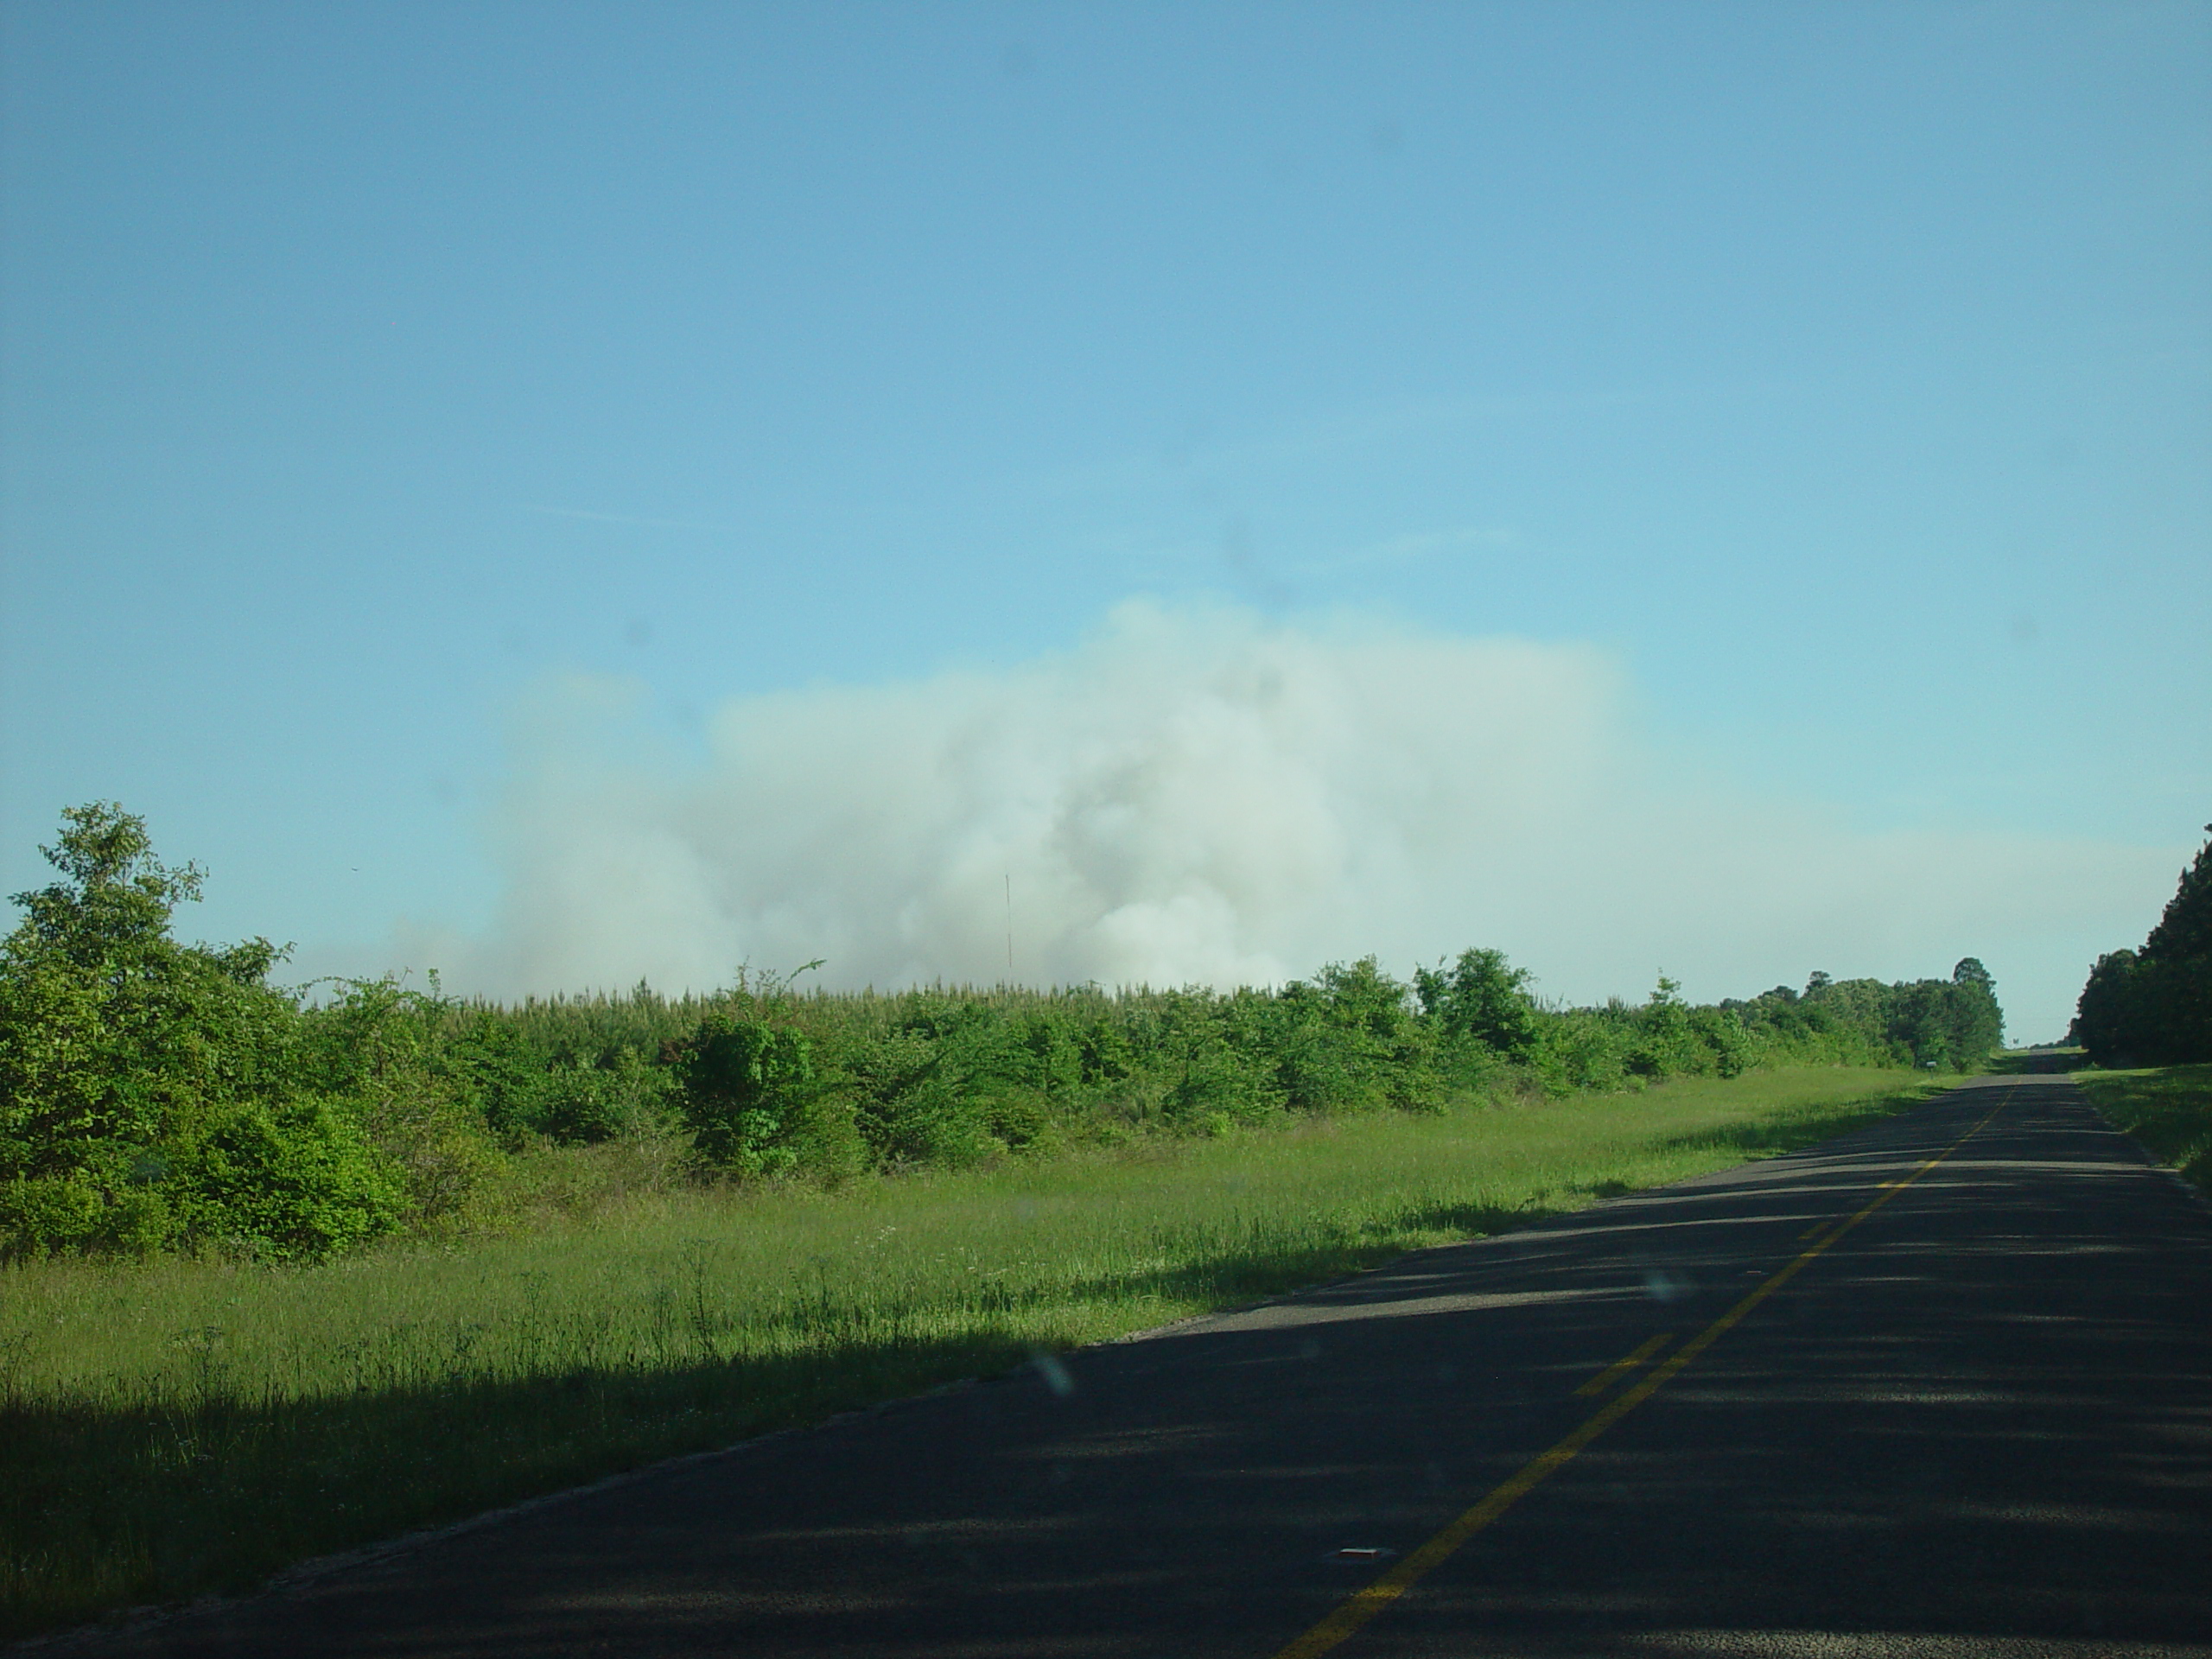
[3,1,2207,1039]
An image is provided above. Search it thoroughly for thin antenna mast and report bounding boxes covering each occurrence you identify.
[1005,873,1014,980]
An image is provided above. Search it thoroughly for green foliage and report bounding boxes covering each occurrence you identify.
[166,1098,402,1261]
[5,802,206,971]
[1268,957,1440,1115]
[0,805,392,1262]
[1718,963,2003,1074]
[677,1014,850,1177]
[1527,1008,1630,1095]
[1872,960,2005,1071]
[1417,947,1540,1058]
[1688,1007,1756,1078]
[1,802,2010,1262]
[1627,976,1700,1078]
[1152,989,1282,1130]
[2071,1062,2212,1196]
[2072,827,2212,1065]
[293,977,504,1230]
[436,994,681,1147]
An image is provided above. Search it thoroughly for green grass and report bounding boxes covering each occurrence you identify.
[2071,1062,2212,1197]
[2,1063,1941,1639]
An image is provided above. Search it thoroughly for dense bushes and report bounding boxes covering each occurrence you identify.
[1,804,2007,1263]
[0,805,399,1261]
[2072,827,2211,1065]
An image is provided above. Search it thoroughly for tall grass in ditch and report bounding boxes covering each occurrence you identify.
[3,1064,1939,1638]
[2071,1062,2212,1195]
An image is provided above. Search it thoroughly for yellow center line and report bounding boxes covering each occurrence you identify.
[1796,1179,1904,1242]
[1270,1088,2014,1659]
[1571,1331,1675,1398]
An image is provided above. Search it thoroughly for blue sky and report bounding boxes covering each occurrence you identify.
[3,1,2207,1039]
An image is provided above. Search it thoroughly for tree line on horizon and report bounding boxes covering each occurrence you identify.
[1,804,2004,1264]
[2070,824,2210,1066]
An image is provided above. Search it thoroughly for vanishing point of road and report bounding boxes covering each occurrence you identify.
[74,1071,2212,1658]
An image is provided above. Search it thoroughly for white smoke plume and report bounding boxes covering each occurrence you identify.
[408,601,2182,1040]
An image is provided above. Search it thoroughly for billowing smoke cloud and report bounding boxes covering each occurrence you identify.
[406,601,2183,1040]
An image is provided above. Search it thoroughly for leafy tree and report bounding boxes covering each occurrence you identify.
[1946,957,2005,1060]
[2144,831,2212,964]
[2073,826,2211,1064]
[6,801,206,970]
[0,804,397,1259]
[1414,948,1540,1058]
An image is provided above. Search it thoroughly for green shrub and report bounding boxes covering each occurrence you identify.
[0,1173,105,1255]
[1269,959,1440,1113]
[1688,1007,1755,1077]
[170,1097,402,1260]
[301,977,505,1230]
[1625,976,1701,1078]
[1,802,2012,1262]
[864,1071,1011,1166]
[1416,947,1541,1058]
[676,1014,865,1178]
[1529,1010,1630,1095]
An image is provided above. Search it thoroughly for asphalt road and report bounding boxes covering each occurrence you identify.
[76,1072,2212,1658]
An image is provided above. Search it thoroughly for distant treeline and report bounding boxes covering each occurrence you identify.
[2071,826,2210,1066]
[1,804,2004,1263]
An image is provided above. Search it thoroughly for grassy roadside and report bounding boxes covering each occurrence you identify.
[2069,1062,2212,1197]
[3,1064,1942,1640]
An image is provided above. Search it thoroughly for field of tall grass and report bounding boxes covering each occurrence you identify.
[3,1062,1940,1641]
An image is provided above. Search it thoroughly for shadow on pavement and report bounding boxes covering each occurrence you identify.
[55,1077,2212,1659]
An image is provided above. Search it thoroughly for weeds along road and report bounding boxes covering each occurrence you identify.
[72,1074,2212,1659]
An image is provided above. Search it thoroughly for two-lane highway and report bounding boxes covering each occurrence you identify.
[74,1074,2212,1658]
